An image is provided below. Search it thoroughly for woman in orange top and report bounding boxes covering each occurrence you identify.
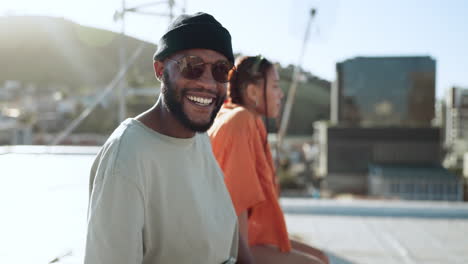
[209,56,329,264]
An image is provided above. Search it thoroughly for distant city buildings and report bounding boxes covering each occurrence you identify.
[313,123,447,194]
[0,114,32,145]
[315,56,463,200]
[0,80,112,145]
[464,153,468,179]
[444,86,468,169]
[0,81,32,145]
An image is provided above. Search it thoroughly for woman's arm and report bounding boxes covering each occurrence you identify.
[236,211,255,264]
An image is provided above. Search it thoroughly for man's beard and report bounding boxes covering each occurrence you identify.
[161,70,225,133]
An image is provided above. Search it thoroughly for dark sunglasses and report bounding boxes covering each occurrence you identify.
[167,55,235,83]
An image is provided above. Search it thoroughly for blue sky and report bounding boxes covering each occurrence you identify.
[1,0,467,97]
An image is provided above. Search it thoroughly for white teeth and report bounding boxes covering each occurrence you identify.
[187,95,213,105]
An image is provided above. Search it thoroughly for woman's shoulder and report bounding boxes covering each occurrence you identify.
[209,104,257,140]
[221,105,257,126]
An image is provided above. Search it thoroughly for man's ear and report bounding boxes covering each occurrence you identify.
[154,61,164,81]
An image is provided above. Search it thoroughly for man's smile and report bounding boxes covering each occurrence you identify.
[186,95,215,107]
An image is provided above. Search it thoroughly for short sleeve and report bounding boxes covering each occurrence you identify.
[85,150,145,264]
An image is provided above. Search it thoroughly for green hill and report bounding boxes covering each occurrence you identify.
[276,65,331,135]
[0,15,157,91]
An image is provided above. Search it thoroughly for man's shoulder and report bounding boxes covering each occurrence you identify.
[101,119,134,147]
[97,119,149,161]
[89,120,142,195]
[91,120,155,185]
[108,118,158,146]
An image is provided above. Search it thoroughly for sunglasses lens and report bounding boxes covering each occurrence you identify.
[177,56,234,83]
[180,56,205,80]
[212,61,234,83]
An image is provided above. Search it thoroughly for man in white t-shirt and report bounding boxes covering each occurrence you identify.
[85,12,252,264]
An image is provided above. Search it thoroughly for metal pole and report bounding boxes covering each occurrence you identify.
[168,0,174,23]
[127,1,168,10]
[51,1,177,145]
[277,8,316,149]
[117,0,176,123]
[126,11,172,16]
[50,44,146,145]
[181,0,186,13]
[118,0,127,122]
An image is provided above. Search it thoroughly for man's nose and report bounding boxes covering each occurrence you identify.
[195,65,217,91]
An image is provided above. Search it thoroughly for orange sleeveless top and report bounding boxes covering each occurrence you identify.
[208,104,291,252]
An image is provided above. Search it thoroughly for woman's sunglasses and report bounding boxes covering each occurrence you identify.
[167,55,235,83]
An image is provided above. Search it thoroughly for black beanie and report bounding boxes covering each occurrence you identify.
[153,12,234,63]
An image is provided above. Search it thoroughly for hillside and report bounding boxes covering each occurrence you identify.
[0,15,157,91]
[278,65,331,135]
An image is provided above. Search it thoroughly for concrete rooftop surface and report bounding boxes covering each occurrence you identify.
[1,146,467,264]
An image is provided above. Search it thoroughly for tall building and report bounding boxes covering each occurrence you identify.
[331,56,436,127]
[464,153,468,178]
[444,86,468,168]
[314,56,464,200]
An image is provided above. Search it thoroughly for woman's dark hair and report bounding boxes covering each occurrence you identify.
[228,55,273,107]
[228,55,275,150]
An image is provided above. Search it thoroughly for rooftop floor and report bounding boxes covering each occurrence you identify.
[1,146,467,264]
[282,199,468,264]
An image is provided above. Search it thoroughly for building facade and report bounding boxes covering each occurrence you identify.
[444,86,468,168]
[314,123,442,194]
[331,56,436,127]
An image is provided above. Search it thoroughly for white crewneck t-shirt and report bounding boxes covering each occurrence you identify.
[85,119,238,264]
